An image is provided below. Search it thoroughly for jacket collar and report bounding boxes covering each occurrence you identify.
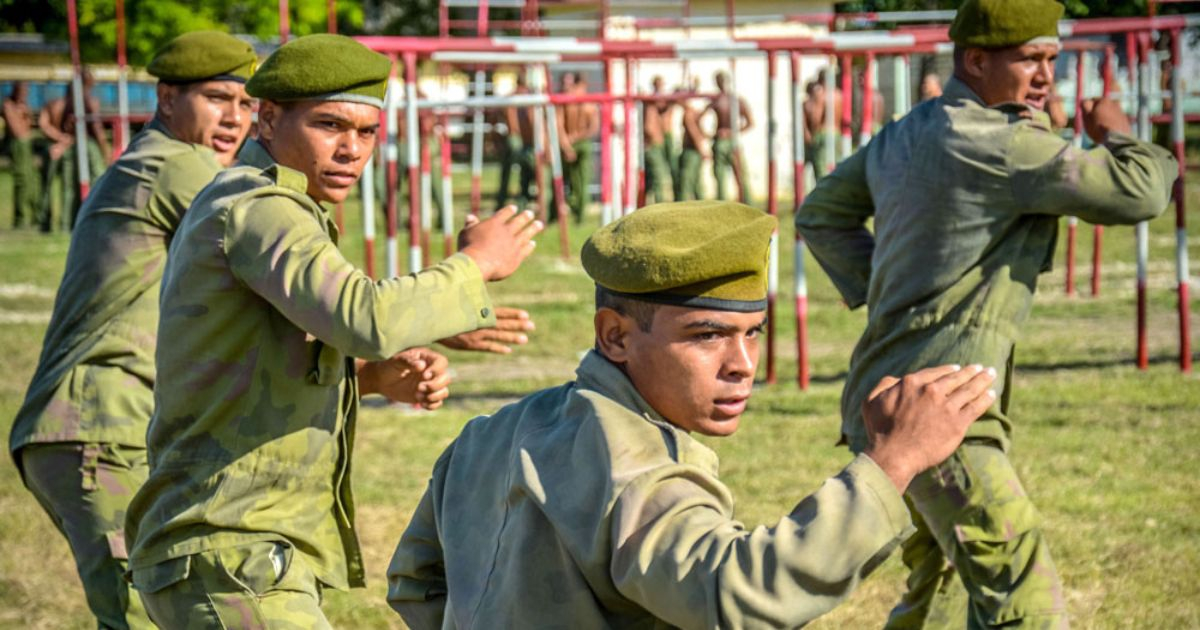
[941,76,1051,125]
[575,350,677,433]
[235,137,275,170]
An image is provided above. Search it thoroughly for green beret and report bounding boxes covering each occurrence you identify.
[148,31,257,83]
[950,0,1063,48]
[582,201,777,312]
[246,34,391,108]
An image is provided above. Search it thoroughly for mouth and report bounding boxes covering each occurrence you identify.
[712,395,749,418]
[1024,94,1047,110]
[323,170,358,187]
[210,134,238,153]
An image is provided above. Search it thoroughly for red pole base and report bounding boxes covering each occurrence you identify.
[471,174,482,217]
[796,295,809,391]
[422,230,432,268]
[364,238,376,279]
[1091,226,1103,297]
[1180,281,1193,373]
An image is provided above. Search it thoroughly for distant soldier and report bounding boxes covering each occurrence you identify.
[124,35,543,627]
[388,201,998,629]
[797,1,1177,627]
[654,76,680,197]
[496,73,536,210]
[642,77,672,204]
[675,77,707,201]
[37,69,110,231]
[10,31,257,630]
[705,70,752,202]
[3,81,37,227]
[803,70,842,181]
[557,72,598,222]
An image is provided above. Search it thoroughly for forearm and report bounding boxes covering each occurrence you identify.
[794,153,876,307]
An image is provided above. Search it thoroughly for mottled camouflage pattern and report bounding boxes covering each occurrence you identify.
[711,137,746,203]
[21,442,154,630]
[797,77,1176,628]
[126,138,495,592]
[12,118,223,455]
[389,351,914,629]
[136,541,330,629]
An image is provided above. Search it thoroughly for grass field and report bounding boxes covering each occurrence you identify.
[0,160,1197,629]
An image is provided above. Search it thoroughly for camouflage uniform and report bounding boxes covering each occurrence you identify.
[125,138,496,626]
[11,118,223,630]
[796,77,1176,628]
[389,350,914,628]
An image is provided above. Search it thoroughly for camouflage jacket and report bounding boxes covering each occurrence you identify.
[388,350,912,629]
[126,139,496,591]
[796,77,1177,450]
[10,118,221,461]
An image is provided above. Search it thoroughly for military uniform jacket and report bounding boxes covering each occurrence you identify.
[125,139,496,590]
[388,351,913,629]
[10,118,221,461]
[795,77,1176,449]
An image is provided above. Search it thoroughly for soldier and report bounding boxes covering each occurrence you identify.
[388,201,999,629]
[675,77,708,201]
[641,78,671,204]
[803,69,842,181]
[704,70,752,203]
[123,34,543,627]
[557,72,598,222]
[37,68,110,231]
[496,73,536,211]
[9,31,258,630]
[796,1,1177,628]
[3,81,38,227]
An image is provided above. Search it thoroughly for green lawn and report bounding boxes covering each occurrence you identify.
[0,162,1196,629]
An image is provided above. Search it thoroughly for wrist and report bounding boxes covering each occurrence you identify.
[356,359,377,396]
[459,248,495,281]
[863,447,916,493]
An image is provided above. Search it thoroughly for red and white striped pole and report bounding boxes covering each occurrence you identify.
[636,99,646,208]
[1169,29,1192,372]
[404,51,423,273]
[360,143,377,278]
[114,0,130,158]
[791,51,810,390]
[1092,44,1114,297]
[469,67,486,216]
[531,67,549,223]
[542,65,571,258]
[330,0,344,233]
[766,51,779,385]
[440,112,454,257]
[623,58,636,215]
[385,55,401,277]
[859,52,874,146]
[65,0,90,203]
[1135,33,1151,370]
[1066,49,1085,297]
[840,54,853,158]
[824,56,836,173]
[420,128,433,268]
[600,60,614,225]
[279,0,290,44]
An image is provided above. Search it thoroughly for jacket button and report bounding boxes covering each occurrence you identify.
[480,307,490,318]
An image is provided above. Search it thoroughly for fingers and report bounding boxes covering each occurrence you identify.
[493,308,535,331]
[463,214,480,228]
[479,330,529,347]
[957,383,998,424]
[867,375,900,401]
[903,364,963,387]
[420,351,450,380]
[931,363,981,392]
[946,366,997,411]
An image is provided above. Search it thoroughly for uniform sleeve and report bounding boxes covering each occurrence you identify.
[387,454,451,630]
[1008,126,1177,225]
[147,149,222,234]
[224,194,496,360]
[610,454,912,630]
[794,147,875,308]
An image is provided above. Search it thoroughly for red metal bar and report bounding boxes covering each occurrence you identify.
[840,54,852,156]
[1135,33,1149,370]
[1170,29,1192,373]
[600,59,613,224]
[766,51,778,385]
[421,134,433,268]
[1066,50,1085,297]
[1093,45,1114,298]
[790,51,809,391]
[328,0,337,33]
[279,0,290,43]
[113,0,128,159]
[623,57,635,215]
[441,111,454,256]
[385,56,400,277]
[543,65,571,259]
[405,51,423,272]
[860,52,875,146]
[65,0,90,202]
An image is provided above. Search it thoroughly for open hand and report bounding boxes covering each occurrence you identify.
[458,206,543,282]
[438,307,534,354]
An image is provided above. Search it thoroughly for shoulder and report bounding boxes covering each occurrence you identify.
[157,145,223,183]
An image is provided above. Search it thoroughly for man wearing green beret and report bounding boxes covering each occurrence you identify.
[796,0,1177,627]
[123,34,543,628]
[388,201,1000,628]
[9,30,256,630]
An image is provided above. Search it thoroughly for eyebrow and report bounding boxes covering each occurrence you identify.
[682,318,768,333]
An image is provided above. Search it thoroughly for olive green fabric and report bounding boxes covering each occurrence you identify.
[246,34,391,107]
[147,31,257,83]
[796,76,1175,628]
[12,118,223,455]
[643,140,671,204]
[22,443,154,630]
[582,200,775,311]
[563,138,592,222]
[39,137,107,231]
[675,146,703,201]
[7,135,38,226]
[388,350,914,629]
[134,541,330,629]
[712,137,747,203]
[125,138,496,593]
[949,0,1063,48]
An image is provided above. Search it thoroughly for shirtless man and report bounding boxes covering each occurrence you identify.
[704,71,752,202]
[642,77,671,204]
[803,69,842,181]
[675,77,708,201]
[497,74,536,210]
[557,72,599,222]
[3,81,37,227]
[38,70,109,231]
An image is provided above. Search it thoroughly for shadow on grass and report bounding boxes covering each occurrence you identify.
[1015,352,1197,373]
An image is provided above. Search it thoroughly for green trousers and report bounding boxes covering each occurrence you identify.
[711,137,746,203]
[806,130,839,183]
[676,147,703,201]
[643,141,672,204]
[20,442,154,630]
[40,139,105,232]
[663,131,680,185]
[496,137,535,211]
[132,540,330,630]
[7,136,38,227]
[563,139,592,222]
[846,437,1068,629]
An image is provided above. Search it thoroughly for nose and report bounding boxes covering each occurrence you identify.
[1034,59,1054,85]
[334,130,363,165]
[222,99,245,128]
[722,336,757,381]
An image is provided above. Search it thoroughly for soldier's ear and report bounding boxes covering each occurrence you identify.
[257,100,280,142]
[594,307,633,365]
[155,83,178,119]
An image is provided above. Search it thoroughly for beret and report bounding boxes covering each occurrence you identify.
[246,34,392,108]
[950,0,1064,48]
[148,31,257,83]
[582,201,777,312]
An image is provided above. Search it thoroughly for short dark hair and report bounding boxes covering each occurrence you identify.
[595,286,659,332]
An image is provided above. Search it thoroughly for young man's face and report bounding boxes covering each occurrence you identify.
[967,42,1058,111]
[158,80,255,166]
[258,99,380,203]
[603,304,765,437]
